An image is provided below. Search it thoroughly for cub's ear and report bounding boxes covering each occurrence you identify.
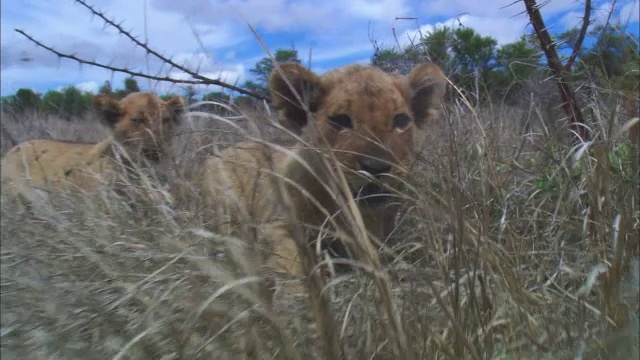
[406,63,447,129]
[269,62,324,133]
[93,95,123,128]
[164,96,187,124]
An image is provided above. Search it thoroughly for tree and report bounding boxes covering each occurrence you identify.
[495,35,541,81]
[449,27,498,100]
[423,26,455,71]
[124,77,140,93]
[203,91,231,103]
[492,35,543,102]
[39,87,92,119]
[60,86,92,119]
[11,88,41,112]
[201,91,232,113]
[243,49,301,98]
[578,25,639,83]
[98,80,113,96]
[371,46,422,75]
[41,90,65,115]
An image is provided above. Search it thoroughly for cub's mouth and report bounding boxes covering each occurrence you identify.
[352,170,393,208]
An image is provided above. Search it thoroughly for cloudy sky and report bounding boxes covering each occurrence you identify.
[1,0,638,97]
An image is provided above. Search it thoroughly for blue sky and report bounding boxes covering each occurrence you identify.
[1,0,638,97]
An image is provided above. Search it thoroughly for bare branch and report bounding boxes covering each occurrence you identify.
[15,29,267,100]
[75,1,189,72]
[524,0,591,143]
[564,0,592,71]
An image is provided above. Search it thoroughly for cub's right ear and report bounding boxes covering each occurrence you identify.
[269,62,324,134]
[93,95,123,128]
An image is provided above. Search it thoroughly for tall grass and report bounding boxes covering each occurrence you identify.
[1,91,638,359]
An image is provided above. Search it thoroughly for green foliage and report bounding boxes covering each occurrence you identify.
[534,144,582,195]
[371,25,503,102]
[124,77,140,93]
[98,80,113,96]
[449,27,498,98]
[11,88,41,112]
[422,26,454,70]
[578,25,640,95]
[492,35,543,102]
[243,48,301,98]
[608,140,636,182]
[41,90,65,114]
[61,86,92,119]
[97,78,141,100]
[371,46,422,75]
[203,91,231,103]
[451,27,498,74]
[1,86,92,119]
[495,36,541,80]
[40,87,92,119]
[534,139,636,197]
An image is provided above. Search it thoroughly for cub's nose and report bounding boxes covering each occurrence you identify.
[359,158,391,176]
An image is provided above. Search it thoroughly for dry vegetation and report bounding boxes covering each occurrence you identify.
[1,83,639,360]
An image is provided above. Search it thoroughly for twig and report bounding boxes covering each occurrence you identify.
[564,0,593,71]
[15,3,267,101]
[523,0,592,143]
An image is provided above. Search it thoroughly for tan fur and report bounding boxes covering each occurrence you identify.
[200,63,447,276]
[1,92,186,201]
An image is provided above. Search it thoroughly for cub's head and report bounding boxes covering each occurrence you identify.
[93,92,186,161]
[269,63,446,207]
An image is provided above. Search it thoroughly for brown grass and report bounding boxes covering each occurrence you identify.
[1,92,638,359]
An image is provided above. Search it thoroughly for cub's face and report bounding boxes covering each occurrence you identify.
[270,63,447,207]
[94,92,186,160]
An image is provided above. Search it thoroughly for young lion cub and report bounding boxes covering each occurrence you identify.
[1,92,185,203]
[202,62,447,277]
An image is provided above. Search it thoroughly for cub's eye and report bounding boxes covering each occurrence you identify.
[328,114,352,130]
[392,113,411,130]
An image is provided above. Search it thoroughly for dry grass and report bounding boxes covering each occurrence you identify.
[1,93,638,359]
[0,110,111,155]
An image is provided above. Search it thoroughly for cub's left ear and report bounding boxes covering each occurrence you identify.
[269,62,324,134]
[164,96,187,124]
[93,95,123,128]
[407,63,447,129]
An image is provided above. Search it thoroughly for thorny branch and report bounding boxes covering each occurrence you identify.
[523,0,592,143]
[15,0,268,101]
[563,0,592,71]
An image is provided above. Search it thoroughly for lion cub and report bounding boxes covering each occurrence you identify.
[202,62,447,277]
[1,92,185,202]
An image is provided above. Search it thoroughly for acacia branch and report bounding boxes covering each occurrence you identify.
[564,0,592,71]
[15,29,266,100]
[74,0,268,99]
[17,2,269,101]
[74,1,211,85]
[524,0,591,143]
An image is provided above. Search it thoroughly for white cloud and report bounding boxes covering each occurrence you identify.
[76,81,99,93]
[559,0,640,33]
[457,14,529,45]
[342,0,410,21]
[1,0,637,96]
[399,13,528,49]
